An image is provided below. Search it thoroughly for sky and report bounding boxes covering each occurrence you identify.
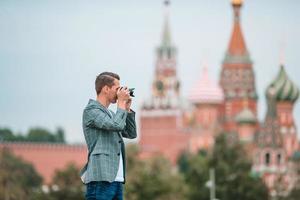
[0,0,300,143]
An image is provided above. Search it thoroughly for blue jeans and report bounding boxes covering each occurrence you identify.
[85,181,123,200]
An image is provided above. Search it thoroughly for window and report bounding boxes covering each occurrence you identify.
[265,153,270,166]
[277,154,281,165]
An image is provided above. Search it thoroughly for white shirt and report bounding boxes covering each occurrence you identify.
[108,109,125,182]
[114,150,124,182]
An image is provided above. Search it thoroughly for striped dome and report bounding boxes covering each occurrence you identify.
[189,67,224,104]
[266,65,299,103]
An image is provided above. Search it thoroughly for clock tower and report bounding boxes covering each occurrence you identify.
[147,0,181,109]
[139,1,188,164]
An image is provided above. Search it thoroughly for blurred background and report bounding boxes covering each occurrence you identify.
[0,0,300,199]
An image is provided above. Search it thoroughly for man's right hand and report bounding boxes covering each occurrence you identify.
[117,87,130,110]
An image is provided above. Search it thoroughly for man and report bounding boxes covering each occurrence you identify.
[80,72,137,200]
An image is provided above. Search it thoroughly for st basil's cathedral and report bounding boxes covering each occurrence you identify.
[139,0,300,196]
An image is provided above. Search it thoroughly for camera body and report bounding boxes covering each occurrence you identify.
[119,87,135,97]
[129,88,135,97]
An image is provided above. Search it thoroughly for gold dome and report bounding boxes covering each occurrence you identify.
[231,0,243,6]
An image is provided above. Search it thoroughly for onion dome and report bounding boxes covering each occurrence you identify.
[266,65,299,103]
[235,107,256,124]
[188,66,224,104]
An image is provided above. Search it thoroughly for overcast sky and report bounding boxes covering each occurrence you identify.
[0,0,299,143]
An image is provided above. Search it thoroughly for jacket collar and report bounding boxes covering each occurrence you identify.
[88,99,123,138]
[88,99,112,118]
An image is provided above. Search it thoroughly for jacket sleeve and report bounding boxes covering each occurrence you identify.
[121,110,137,139]
[84,107,128,131]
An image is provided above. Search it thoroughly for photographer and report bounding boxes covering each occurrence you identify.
[80,72,137,200]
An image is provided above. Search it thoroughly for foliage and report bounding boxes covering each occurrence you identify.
[284,188,300,200]
[125,144,188,200]
[0,132,275,200]
[0,127,65,143]
[0,149,43,200]
[47,163,85,200]
[178,134,270,200]
[283,159,300,200]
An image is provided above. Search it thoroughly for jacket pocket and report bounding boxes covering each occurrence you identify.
[91,149,110,156]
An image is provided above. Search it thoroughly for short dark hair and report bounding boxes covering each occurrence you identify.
[95,72,120,95]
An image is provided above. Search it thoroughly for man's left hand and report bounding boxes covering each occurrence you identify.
[125,98,132,112]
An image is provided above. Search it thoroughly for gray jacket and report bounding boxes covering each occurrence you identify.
[81,99,137,184]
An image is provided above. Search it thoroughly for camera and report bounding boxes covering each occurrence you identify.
[120,87,135,97]
[129,88,135,97]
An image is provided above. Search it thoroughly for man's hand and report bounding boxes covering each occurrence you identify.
[117,87,130,110]
[125,98,132,112]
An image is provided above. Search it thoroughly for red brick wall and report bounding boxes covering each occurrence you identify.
[0,143,87,184]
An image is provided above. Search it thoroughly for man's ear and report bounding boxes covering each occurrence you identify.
[101,85,108,94]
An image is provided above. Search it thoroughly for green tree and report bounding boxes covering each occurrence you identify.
[283,156,300,200]
[179,134,270,200]
[27,127,57,142]
[54,127,65,143]
[47,163,84,200]
[284,188,300,200]
[25,127,65,143]
[0,127,66,143]
[177,150,210,200]
[125,144,188,200]
[0,128,16,141]
[0,149,43,200]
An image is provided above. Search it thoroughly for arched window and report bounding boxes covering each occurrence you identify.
[277,154,281,165]
[265,153,270,165]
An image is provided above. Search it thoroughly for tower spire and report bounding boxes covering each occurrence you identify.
[220,0,257,132]
[232,0,243,21]
[279,37,286,66]
[162,0,172,48]
[156,0,176,60]
[228,0,247,55]
[144,0,180,109]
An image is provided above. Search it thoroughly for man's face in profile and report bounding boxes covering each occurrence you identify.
[109,78,120,104]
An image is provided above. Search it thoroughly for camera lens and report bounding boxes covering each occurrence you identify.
[129,88,135,97]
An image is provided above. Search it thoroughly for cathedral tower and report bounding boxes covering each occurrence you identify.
[266,64,299,157]
[220,0,258,133]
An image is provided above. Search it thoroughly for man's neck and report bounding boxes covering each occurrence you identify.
[97,95,110,108]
